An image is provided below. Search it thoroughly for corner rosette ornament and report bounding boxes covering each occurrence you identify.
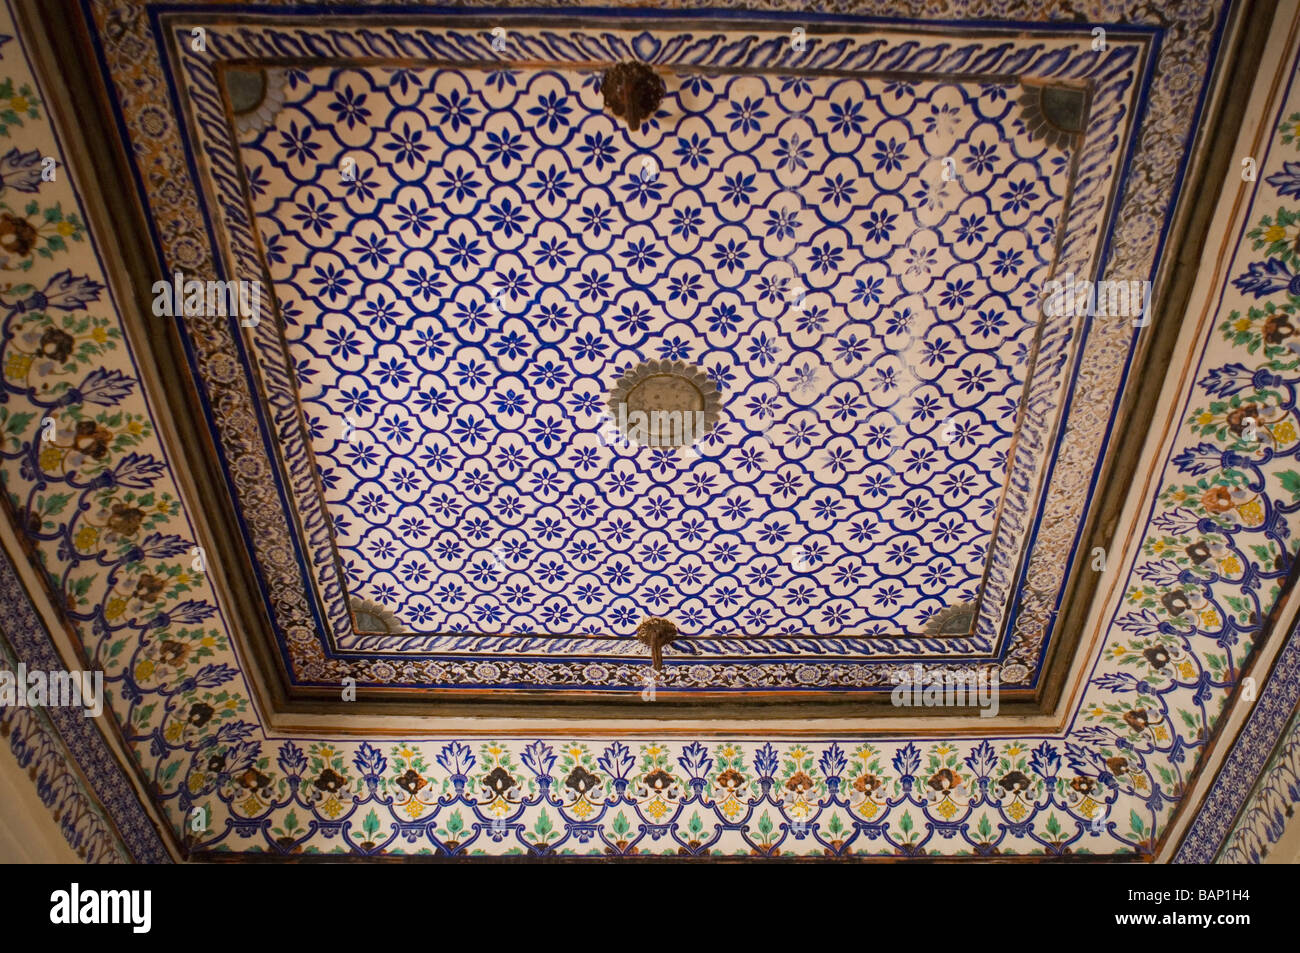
[601,62,666,131]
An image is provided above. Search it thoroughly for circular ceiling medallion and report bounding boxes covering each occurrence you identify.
[606,360,721,447]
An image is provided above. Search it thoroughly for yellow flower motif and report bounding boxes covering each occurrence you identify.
[155,501,169,513]
[11,96,28,112]
[1198,410,1216,425]
[1154,726,1169,742]
[1151,540,1167,554]
[936,798,958,820]
[135,659,155,681]
[646,798,669,821]
[1238,500,1264,525]
[74,525,98,551]
[224,699,238,710]
[1219,556,1242,575]
[1200,608,1221,628]
[1265,224,1288,242]
[400,747,415,759]
[38,446,64,471]
[1080,797,1100,819]
[127,420,143,435]
[56,221,75,237]
[571,799,594,820]
[722,798,743,820]
[404,799,425,819]
[1179,662,1195,679]
[1273,420,1297,446]
[5,352,32,380]
[1008,801,1027,822]
[201,635,216,648]
[858,800,879,819]
[1006,744,1023,757]
[175,571,190,586]
[187,773,207,795]
[105,597,126,620]
[321,796,343,819]
[1092,706,1105,718]
[91,327,108,344]
[1232,316,1252,332]
[165,722,184,742]
[1133,774,1149,792]
[240,795,262,815]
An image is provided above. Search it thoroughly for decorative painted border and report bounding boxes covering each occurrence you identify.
[1218,695,1300,862]
[0,548,169,864]
[1173,607,1300,862]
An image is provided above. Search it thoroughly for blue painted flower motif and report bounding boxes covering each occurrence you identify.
[527,90,572,134]
[438,165,481,202]
[765,207,798,240]
[965,140,999,175]
[278,120,319,163]
[711,237,749,272]
[576,131,616,170]
[484,197,528,237]
[862,208,897,243]
[1265,160,1300,197]
[312,262,352,301]
[292,194,335,237]
[577,203,612,236]
[352,234,392,268]
[669,206,703,238]
[528,163,570,202]
[1000,177,1038,213]
[383,121,428,167]
[443,233,483,268]
[430,88,479,131]
[673,131,713,170]
[622,171,665,208]
[872,137,907,173]
[819,171,858,206]
[774,133,813,170]
[726,95,769,134]
[620,237,662,271]
[1233,257,1300,297]
[329,85,370,128]
[829,98,865,136]
[483,128,524,168]
[393,198,434,237]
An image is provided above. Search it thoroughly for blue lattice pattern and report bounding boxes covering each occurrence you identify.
[243,67,1068,637]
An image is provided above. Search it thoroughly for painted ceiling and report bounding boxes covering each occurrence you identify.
[2,0,1300,862]
[169,17,1155,698]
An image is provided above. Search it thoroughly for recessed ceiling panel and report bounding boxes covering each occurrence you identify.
[151,19,1162,698]
[244,66,1071,644]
